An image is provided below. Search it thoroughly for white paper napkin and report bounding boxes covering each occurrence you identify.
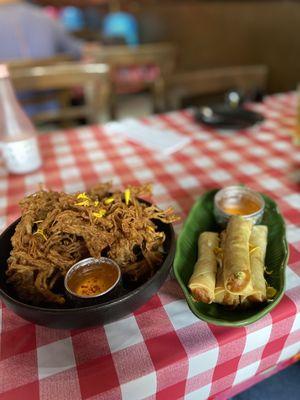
[104,118,191,155]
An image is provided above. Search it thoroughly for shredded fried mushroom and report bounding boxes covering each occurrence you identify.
[7,183,179,305]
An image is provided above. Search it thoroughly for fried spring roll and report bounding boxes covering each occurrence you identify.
[248,225,268,302]
[223,216,253,294]
[188,232,219,304]
[215,231,239,306]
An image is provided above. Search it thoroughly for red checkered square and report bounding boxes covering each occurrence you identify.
[71,326,111,365]
[112,342,154,384]
[39,368,80,400]
[0,381,39,400]
[1,324,36,361]
[35,325,70,348]
[156,380,186,400]
[0,350,38,393]
[1,306,30,332]
[77,354,119,399]
[135,306,174,341]
[146,331,188,391]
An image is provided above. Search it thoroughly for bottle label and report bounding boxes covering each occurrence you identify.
[1,137,42,174]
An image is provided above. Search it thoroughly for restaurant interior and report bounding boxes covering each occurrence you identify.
[0,1,299,400]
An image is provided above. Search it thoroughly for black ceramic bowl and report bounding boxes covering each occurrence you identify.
[0,218,175,329]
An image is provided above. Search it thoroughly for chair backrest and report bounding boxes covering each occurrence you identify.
[9,62,110,126]
[91,43,177,80]
[7,54,73,69]
[168,65,268,109]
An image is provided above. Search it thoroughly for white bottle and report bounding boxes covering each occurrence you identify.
[0,64,42,174]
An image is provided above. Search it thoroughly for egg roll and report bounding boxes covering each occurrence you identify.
[223,216,253,294]
[248,225,268,302]
[188,232,219,304]
[214,231,239,306]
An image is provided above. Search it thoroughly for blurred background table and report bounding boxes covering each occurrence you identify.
[0,93,300,400]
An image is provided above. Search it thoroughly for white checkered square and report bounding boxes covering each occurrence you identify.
[37,337,76,380]
[51,134,67,145]
[185,384,211,400]
[188,347,219,378]
[248,147,268,157]
[0,197,7,209]
[134,169,155,181]
[284,194,300,209]
[93,161,114,174]
[285,267,300,291]
[194,157,214,169]
[291,312,300,333]
[56,154,75,167]
[152,183,168,197]
[234,137,251,146]
[244,325,272,353]
[233,361,260,385]
[178,176,199,189]
[24,172,45,187]
[239,164,262,176]
[54,144,72,155]
[164,163,185,174]
[206,140,224,151]
[77,128,94,141]
[86,150,105,162]
[164,300,199,330]
[262,177,283,190]
[63,181,85,193]
[60,167,80,180]
[120,372,156,400]
[124,155,144,168]
[0,180,8,191]
[278,342,300,363]
[0,216,6,231]
[105,316,144,353]
[266,158,288,169]
[117,146,135,157]
[221,151,241,162]
[272,141,291,151]
[286,225,300,244]
[209,169,232,182]
[82,140,99,150]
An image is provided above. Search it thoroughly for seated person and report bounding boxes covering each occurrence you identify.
[0,0,84,61]
[0,0,98,120]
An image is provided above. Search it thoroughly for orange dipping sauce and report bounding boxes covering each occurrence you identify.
[221,196,261,216]
[68,263,119,297]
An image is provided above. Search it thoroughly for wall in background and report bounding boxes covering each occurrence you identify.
[137,0,300,93]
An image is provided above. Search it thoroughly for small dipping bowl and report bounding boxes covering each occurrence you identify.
[214,185,265,226]
[64,257,121,304]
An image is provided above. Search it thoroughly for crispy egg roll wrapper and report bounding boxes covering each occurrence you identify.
[188,232,219,304]
[246,225,268,302]
[223,216,253,294]
[215,231,239,306]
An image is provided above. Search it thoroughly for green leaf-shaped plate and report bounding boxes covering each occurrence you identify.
[173,189,289,327]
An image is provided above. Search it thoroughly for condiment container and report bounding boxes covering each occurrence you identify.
[214,185,265,226]
[0,64,42,174]
[64,257,121,304]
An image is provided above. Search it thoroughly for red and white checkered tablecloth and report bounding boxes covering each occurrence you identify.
[0,93,300,400]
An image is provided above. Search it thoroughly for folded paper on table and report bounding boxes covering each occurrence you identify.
[105,118,191,155]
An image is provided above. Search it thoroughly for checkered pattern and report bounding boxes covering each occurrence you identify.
[1,92,300,400]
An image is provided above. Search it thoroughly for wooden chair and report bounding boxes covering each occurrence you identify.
[9,62,110,126]
[7,54,73,69]
[167,65,268,109]
[89,43,177,118]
